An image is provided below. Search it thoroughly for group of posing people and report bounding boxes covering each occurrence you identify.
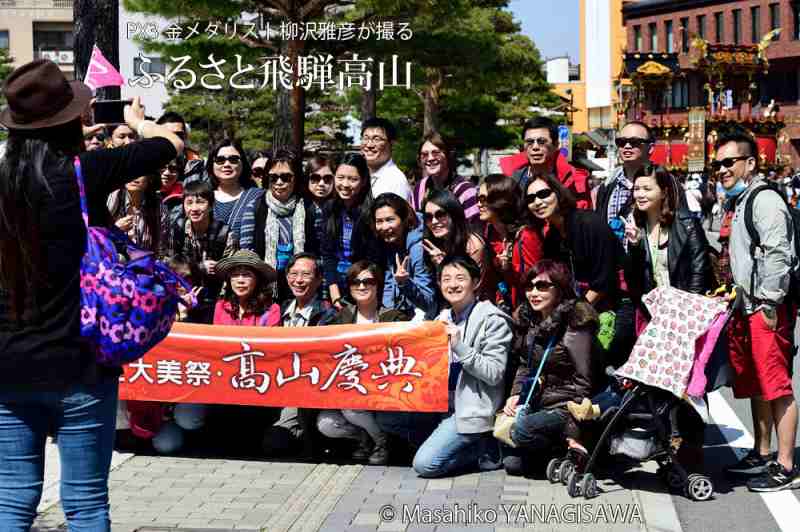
[0,59,798,530]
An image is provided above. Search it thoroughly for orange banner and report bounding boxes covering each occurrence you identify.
[119,321,449,412]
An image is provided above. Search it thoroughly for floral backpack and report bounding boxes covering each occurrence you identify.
[74,157,192,366]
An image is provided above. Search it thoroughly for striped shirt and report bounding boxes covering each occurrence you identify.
[413,174,479,223]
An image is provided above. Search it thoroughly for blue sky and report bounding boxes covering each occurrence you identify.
[508,0,580,63]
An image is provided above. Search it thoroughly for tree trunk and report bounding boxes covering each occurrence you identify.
[74,0,120,100]
[360,59,379,121]
[423,68,443,136]
[273,39,296,150]
[289,38,306,156]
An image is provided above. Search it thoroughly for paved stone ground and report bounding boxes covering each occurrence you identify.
[32,439,681,532]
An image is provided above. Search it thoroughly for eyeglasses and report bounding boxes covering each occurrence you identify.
[420,150,444,159]
[527,280,555,292]
[269,173,294,184]
[477,194,488,204]
[710,156,751,171]
[309,173,334,184]
[524,137,550,147]
[351,278,377,288]
[251,167,266,179]
[423,210,449,223]
[287,271,315,281]
[362,135,388,145]
[214,155,241,165]
[525,189,555,204]
[615,137,651,148]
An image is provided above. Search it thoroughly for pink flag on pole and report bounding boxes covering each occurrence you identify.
[84,45,124,91]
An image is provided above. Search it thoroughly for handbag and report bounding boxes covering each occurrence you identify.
[74,157,193,366]
[493,337,556,447]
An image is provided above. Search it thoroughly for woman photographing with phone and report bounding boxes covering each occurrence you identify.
[0,60,182,529]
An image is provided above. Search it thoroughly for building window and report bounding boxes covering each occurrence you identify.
[680,17,689,52]
[0,31,8,50]
[33,22,73,57]
[751,6,761,43]
[671,79,689,109]
[733,9,741,44]
[770,3,781,33]
[634,25,642,51]
[649,22,658,51]
[715,12,724,43]
[794,1,800,40]
[762,69,800,103]
[697,14,706,39]
[665,20,674,53]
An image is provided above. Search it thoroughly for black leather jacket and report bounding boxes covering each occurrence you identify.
[626,208,710,299]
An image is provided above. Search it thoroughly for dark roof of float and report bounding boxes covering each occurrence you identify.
[624,0,731,17]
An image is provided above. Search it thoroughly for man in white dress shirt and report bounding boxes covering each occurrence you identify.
[360,117,413,203]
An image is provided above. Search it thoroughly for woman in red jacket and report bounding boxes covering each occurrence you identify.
[478,174,544,311]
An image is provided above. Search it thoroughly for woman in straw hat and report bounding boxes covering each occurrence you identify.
[0,59,183,529]
[213,249,281,326]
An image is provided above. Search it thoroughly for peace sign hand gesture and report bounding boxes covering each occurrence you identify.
[423,239,446,265]
[394,254,411,286]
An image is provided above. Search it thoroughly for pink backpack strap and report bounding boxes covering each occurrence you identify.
[73,156,89,228]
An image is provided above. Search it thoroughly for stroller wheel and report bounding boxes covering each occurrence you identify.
[567,471,581,498]
[581,473,599,499]
[560,460,575,485]
[684,474,714,501]
[546,458,562,483]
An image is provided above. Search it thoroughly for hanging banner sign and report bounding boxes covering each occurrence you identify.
[119,321,449,412]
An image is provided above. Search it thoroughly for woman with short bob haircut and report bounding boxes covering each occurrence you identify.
[371,192,436,318]
[205,138,264,248]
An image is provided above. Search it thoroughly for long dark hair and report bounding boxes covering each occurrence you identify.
[108,173,163,253]
[206,138,255,189]
[483,173,522,229]
[221,266,273,318]
[0,119,82,320]
[326,152,373,243]
[632,165,678,228]
[421,190,469,271]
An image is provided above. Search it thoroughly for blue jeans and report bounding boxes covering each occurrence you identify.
[0,376,118,531]
[511,407,568,452]
[412,415,501,478]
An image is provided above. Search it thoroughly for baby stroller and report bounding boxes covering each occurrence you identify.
[549,379,714,501]
[550,287,735,501]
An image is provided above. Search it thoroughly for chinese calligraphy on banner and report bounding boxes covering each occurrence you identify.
[119,321,449,412]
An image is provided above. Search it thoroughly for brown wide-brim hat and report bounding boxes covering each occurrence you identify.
[0,59,93,130]
[216,250,278,284]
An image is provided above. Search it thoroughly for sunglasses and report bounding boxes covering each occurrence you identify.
[423,210,449,223]
[525,189,555,204]
[214,155,241,165]
[352,278,377,288]
[268,172,294,184]
[527,280,555,292]
[86,133,106,141]
[477,194,488,204]
[251,167,266,179]
[615,137,650,148]
[309,173,334,184]
[524,137,550,147]
[710,156,751,171]
[161,164,179,173]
